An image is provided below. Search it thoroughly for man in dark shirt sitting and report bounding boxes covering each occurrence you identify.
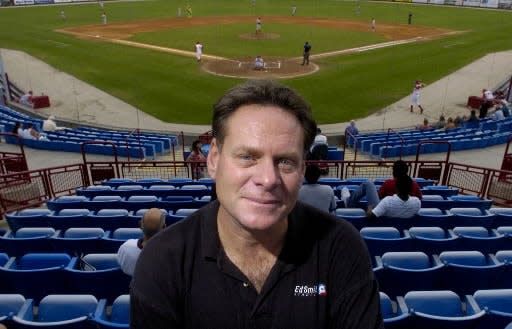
[130,79,383,329]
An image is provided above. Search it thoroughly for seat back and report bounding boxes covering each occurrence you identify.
[174,208,198,217]
[18,253,71,270]
[15,227,56,238]
[379,292,394,318]
[95,209,130,217]
[360,227,401,239]
[112,228,143,240]
[404,290,463,316]
[82,253,119,270]
[409,227,446,239]
[64,228,105,239]
[0,253,9,267]
[495,250,512,263]
[110,295,130,323]
[497,227,512,236]
[58,209,91,216]
[0,294,26,317]
[38,294,98,322]
[473,289,512,313]
[381,252,430,269]
[439,251,486,266]
[452,226,489,238]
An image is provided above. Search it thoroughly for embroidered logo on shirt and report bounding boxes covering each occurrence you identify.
[294,283,327,297]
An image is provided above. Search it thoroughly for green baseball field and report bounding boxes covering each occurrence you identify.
[0,0,511,124]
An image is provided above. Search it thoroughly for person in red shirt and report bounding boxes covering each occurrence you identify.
[378,160,422,199]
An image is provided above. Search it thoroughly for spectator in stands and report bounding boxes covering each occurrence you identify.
[131,79,382,328]
[345,119,359,135]
[479,88,495,119]
[500,99,511,117]
[466,110,479,123]
[298,164,336,214]
[454,115,463,127]
[254,55,265,70]
[186,139,207,179]
[308,127,328,153]
[22,123,40,140]
[117,208,166,276]
[341,175,421,219]
[378,160,422,200]
[493,103,506,121]
[11,122,22,135]
[19,90,33,107]
[42,115,65,132]
[435,114,446,129]
[445,117,456,130]
[417,118,431,130]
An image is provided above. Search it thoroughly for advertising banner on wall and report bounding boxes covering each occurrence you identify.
[480,0,499,7]
[54,0,73,3]
[413,0,429,4]
[498,0,512,7]
[14,0,35,4]
[35,0,53,3]
[462,0,481,6]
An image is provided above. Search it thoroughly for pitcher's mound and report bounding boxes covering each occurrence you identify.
[239,32,280,40]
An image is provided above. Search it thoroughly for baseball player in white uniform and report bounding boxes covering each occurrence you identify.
[410,80,425,114]
[195,41,203,62]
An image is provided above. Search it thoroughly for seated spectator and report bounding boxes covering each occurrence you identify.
[453,115,463,127]
[254,55,265,70]
[21,123,48,141]
[117,208,166,276]
[500,99,511,117]
[42,115,65,132]
[445,117,456,130]
[309,128,328,152]
[466,110,479,122]
[435,114,446,129]
[11,122,22,135]
[493,103,505,121]
[186,139,207,179]
[19,90,33,107]
[417,118,431,130]
[341,175,421,219]
[345,120,359,135]
[298,165,336,214]
[378,160,422,200]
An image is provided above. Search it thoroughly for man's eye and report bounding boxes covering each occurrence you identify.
[279,159,296,171]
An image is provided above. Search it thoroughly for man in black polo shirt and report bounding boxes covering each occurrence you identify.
[130,79,383,328]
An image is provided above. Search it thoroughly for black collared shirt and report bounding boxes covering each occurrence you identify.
[130,201,383,329]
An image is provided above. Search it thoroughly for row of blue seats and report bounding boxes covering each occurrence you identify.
[337,207,508,230]
[75,126,178,145]
[0,253,130,302]
[75,184,213,198]
[381,289,512,329]
[361,226,512,255]
[374,250,512,297]
[0,227,143,256]
[100,177,215,188]
[2,289,512,329]
[0,293,128,329]
[6,207,201,231]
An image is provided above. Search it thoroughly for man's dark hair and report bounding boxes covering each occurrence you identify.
[304,164,321,184]
[212,79,317,154]
[392,160,409,178]
[396,175,412,200]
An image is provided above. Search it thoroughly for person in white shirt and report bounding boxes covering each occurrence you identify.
[309,128,327,152]
[254,55,264,70]
[42,115,65,132]
[19,91,33,107]
[117,208,166,276]
[195,41,203,62]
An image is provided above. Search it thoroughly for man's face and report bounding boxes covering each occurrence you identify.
[208,104,305,232]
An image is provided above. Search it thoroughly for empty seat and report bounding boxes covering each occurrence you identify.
[360,227,412,256]
[174,208,198,217]
[123,195,159,211]
[335,208,367,230]
[489,208,512,227]
[415,208,454,229]
[112,228,143,240]
[407,227,459,254]
[379,292,410,328]
[0,227,57,257]
[438,251,505,294]
[448,208,495,229]
[52,228,107,255]
[400,290,484,329]
[88,209,136,231]
[472,289,512,329]
[46,196,89,211]
[76,185,113,198]
[65,254,130,301]
[46,209,91,230]
[420,196,454,211]
[374,252,443,297]
[451,226,505,253]
[0,294,27,327]
[87,196,123,212]
[102,178,135,187]
[13,294,99,328]
[94,294,130,328]
[448,195,493,210]
[5,208,52,232]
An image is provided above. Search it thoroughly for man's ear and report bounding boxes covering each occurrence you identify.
[207,138,219,179]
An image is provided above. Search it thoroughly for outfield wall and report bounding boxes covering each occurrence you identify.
[388,0,510,9]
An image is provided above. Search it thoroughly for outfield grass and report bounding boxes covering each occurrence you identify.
[0,0,512,125]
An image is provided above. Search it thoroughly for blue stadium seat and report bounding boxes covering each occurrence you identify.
[51,228,107,255]
[0,253,76,301]
[122,195,159,211]
[422,185,459,198]
[420,195,454,211]
[46,195,89,211]
[0,294,27,328]
[400,290,484,329]
[379,292,410,329]
[0,227,57,257]
[360,227,412,256]
[5,208,52,232]
[75,185,113,198]
[335,208,367,230]
[448,208,495,229]
[489,208,512,227]
[494,250,512,289]
[407,226,459,254]
[448,195,493,210]
[374,251,443,298]
[471,289,512,329]
[65,254,130,302]
[438,250,505,294]
[86,196,123,212]
[114,185,144,197]
[415,208,455,229]
[94,295,130,328]
[13,294,99,329]
[100,227,143,253]
[167,178,193,187]
[317,178,343,188]
[88,209,136,231]
[101,178,135,188]
[450,226,506,253]
[174,208,199,217]
[46,209,92,230]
